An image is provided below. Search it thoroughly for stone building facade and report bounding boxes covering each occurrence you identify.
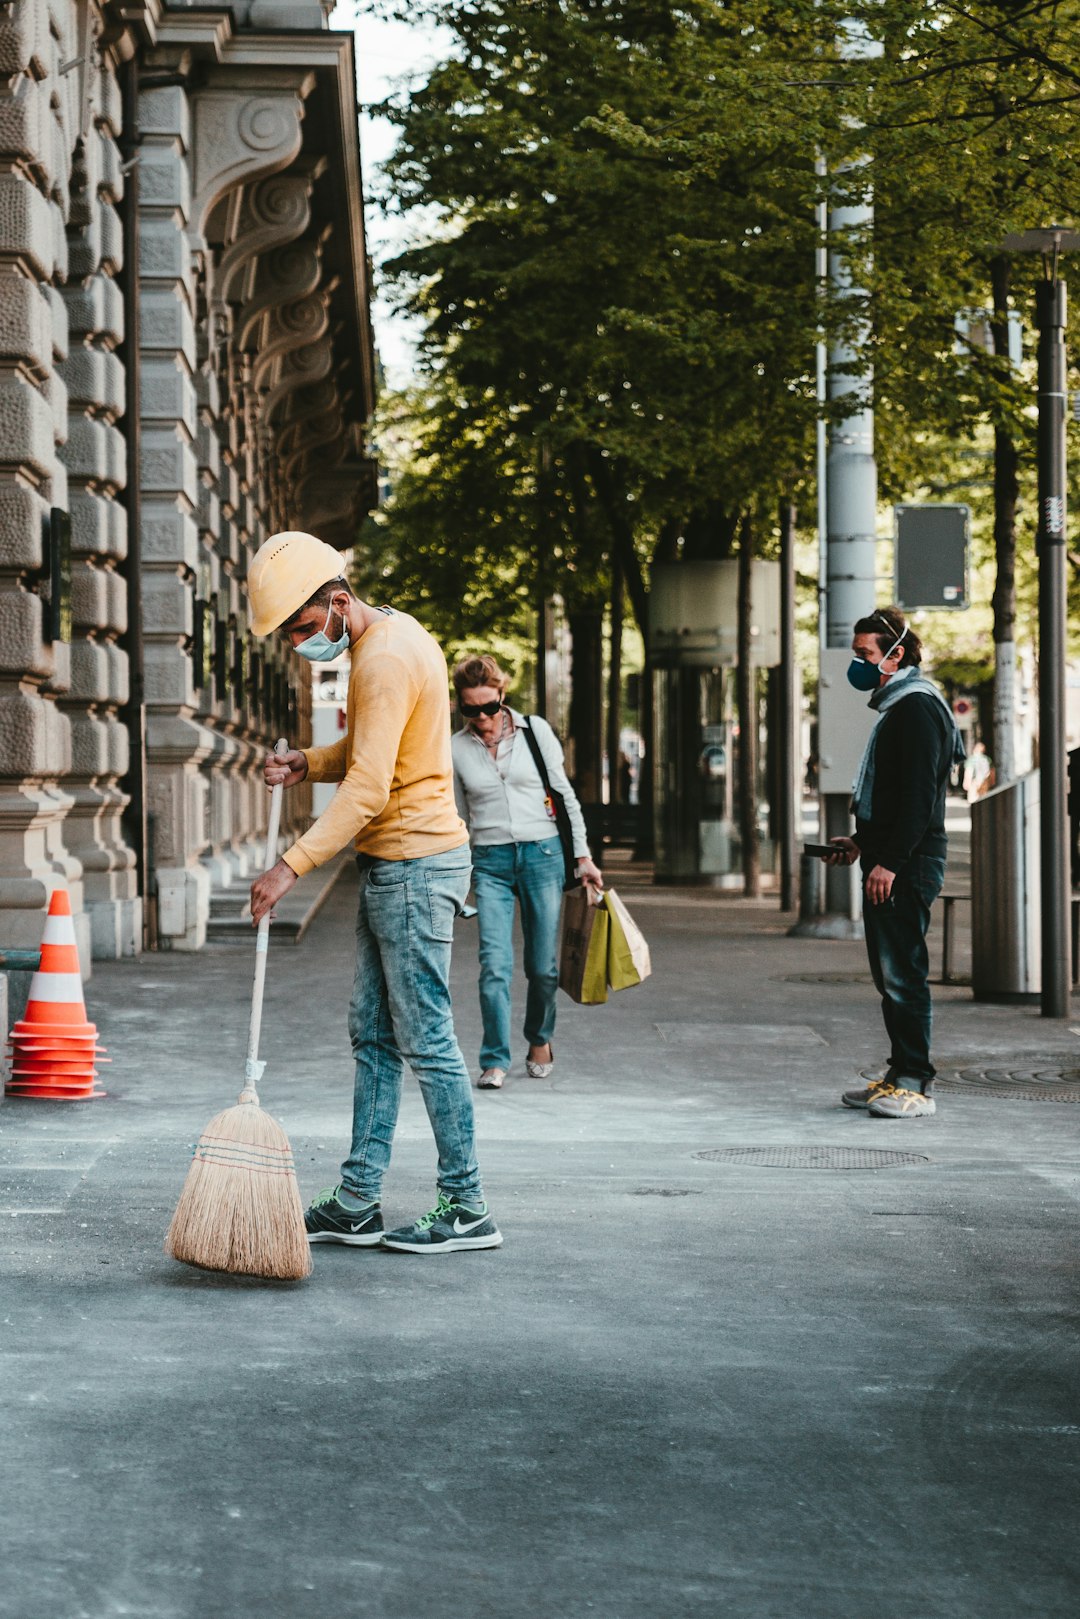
[0,1,376,968]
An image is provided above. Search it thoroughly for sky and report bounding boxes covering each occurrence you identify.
[329,2,453,383]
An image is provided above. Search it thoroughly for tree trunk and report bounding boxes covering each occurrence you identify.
[737,515,760,898]
[584,447,648,634]
[606,556,623,803]
[535,590,549,718]
[990,255,1018,785]
[567,605,604,805]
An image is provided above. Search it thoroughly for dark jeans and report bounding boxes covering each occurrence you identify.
[861,852,946,1089]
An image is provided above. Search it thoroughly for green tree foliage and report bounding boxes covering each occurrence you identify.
[371,0,843,639]
[365,0,1080,761]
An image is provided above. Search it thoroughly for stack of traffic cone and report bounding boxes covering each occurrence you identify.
[5,890,107,1101]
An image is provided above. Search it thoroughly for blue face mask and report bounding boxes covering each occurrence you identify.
[295,601,350,664]
[846,656,882,692]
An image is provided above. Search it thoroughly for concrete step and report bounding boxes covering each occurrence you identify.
[209,890,248,919]
[204,852,351,945]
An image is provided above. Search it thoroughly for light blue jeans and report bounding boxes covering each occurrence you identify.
[340,847,483,1208]
[471,839,565,1072]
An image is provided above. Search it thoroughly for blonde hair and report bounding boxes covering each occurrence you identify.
[452,653,509,695]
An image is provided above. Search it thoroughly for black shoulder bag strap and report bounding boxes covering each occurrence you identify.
[521,717,579,891]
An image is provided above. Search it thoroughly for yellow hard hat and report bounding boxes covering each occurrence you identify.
[247,531,348,636]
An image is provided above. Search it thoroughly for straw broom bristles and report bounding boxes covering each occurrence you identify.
[165,1094,312,1281]
[165,739,310,1281]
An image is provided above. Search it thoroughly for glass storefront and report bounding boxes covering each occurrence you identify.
[649,559,781,885]
[653,665,776,885]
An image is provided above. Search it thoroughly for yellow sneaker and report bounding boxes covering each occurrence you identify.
[868,1084,936,1118]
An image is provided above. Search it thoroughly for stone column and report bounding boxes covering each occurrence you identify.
[135,65,313,942]
[198,176,315,887]
[189,83,314,879]
[137,80,211,948]
[0,0,88,969]
[57,56,141,958]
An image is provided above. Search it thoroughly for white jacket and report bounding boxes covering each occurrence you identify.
[451,711,591,857]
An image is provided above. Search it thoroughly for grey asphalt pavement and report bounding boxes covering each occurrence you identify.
[1,857,1078,1619]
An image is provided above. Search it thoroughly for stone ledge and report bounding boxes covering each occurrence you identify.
[204,851,349,945]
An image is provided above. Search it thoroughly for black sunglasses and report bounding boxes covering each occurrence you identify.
[460,699,504,718]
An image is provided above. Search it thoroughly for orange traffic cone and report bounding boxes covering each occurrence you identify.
[5,890,107,1101]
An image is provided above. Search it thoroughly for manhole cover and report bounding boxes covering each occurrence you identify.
[693,1147,929,1169]
[935,1068,1080,1102]
[780,973,873,985]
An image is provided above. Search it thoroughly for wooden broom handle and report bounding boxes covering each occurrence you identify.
[241,738,290,1101]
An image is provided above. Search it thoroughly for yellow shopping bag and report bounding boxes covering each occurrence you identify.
[558,886,609,1004]
[604,888,652,992]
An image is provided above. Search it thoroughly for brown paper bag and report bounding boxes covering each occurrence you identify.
[558,886,609,1004]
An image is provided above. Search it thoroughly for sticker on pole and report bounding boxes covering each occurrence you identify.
[1043,496,1065,537]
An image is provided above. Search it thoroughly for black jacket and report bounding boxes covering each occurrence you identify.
[854,692,953,873]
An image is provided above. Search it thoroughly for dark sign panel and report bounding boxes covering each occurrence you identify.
[894,504,970,611]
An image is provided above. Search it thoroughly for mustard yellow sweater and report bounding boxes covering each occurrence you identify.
[282,611,467,875]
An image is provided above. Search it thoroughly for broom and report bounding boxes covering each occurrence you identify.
[165,739,312,1281]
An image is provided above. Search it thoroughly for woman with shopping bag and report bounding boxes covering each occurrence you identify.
[451,654,603,1088]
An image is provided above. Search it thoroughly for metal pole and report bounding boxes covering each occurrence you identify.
[819,20,881,924]
[815,153,828,677]
[779,498,798,911]
[1035,277,1070,1017]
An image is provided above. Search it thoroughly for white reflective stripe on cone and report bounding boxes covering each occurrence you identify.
[40,914,79,946]
[24,973,86,1004]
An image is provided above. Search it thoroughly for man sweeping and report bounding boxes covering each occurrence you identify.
[247,531,501,1254]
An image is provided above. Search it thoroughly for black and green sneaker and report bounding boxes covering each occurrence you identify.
[304,1185,384,1246]
[381,1192,502,1254]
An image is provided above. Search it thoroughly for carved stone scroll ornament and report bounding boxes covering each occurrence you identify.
[215,174,313,309]
[280,404,345,487]
[263,337,333,424]
[298,463,366,539]
[251,292,329,392]
[190,89,309,243]
[237,241,322,353]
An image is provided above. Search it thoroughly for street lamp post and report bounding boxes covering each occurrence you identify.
[1035,274,1070,1017]
[1003,228,1079,1017]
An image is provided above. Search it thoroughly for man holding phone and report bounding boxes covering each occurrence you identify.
[818,608,964,1119]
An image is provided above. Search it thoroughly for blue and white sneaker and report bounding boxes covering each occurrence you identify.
[304,1185,384,1246]
[381,1192,502,1254]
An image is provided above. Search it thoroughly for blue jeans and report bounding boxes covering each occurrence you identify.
[861,851,946,1089]
[340,847,483,1207]
[471,839,565,1071]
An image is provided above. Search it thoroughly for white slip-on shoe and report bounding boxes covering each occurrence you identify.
[525,1046,554,1079]
[477,1067,507,1089]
